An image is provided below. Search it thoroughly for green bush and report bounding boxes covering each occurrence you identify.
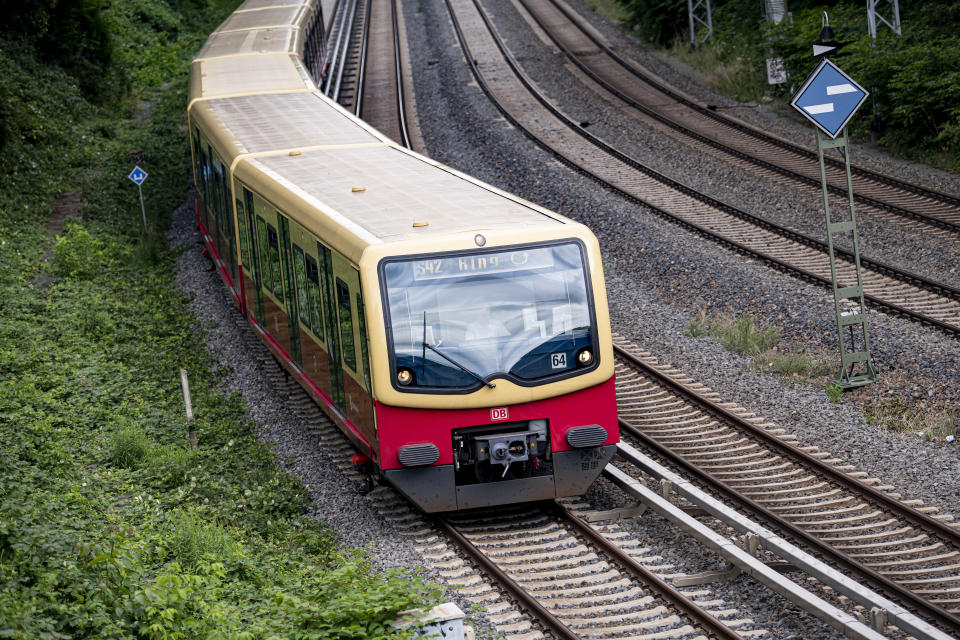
[0,0,440,636]
[51,222,108,279]
[619,0,960,167]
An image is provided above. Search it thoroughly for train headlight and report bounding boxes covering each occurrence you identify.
[397,368,414,386]
[577,349,594,367]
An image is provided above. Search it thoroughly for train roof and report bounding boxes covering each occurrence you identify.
[195,27,301,60]
[215,4,313,33]
[239,144,563,247]
[189,0,572,265]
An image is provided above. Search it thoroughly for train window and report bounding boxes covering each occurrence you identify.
[256,217,272,295]
[305,255,324,339]
[381,242,596,390]
[356,292,370,393]
[336,279,357,372]
[267,224,283,298]
[293,246,310,328]
[236,195,249,269]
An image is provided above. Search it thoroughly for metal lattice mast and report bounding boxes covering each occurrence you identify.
[817,129,877,388]
[867,0,901,38]
[687,0,712,46]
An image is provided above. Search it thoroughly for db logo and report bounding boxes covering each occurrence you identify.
[490,407,509,421]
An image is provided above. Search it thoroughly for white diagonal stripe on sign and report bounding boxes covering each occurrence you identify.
[827,83,857,95]
[804,103,834,115]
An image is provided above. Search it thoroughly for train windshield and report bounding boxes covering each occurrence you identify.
[382,242,596,390]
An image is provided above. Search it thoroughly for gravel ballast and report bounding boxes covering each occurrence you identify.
[397,0,960,634]
[170,1,959,637]
[401,0,960,512]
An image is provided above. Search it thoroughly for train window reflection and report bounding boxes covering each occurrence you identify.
[383,243,595,390]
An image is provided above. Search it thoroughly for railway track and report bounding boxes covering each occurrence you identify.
[612,334,960,634]
[434,504,750,640]
[323,0,366,108]
[355,0,411,146]
[443,0,960,337]
[228,313,763,640]
[513,0,960,236]
[203,246,949,639]
[234,299,940,640]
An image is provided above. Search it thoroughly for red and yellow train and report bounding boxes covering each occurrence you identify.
[187,0,618,511]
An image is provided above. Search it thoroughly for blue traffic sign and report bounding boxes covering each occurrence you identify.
[790,59,868,139]
[128,166,148,185]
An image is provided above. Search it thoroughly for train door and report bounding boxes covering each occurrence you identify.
[286,221,334,400]
[235,185,264,325]
[319,244,345,414]
[215,158,238,295]
[329,253,375,445]
[251,197,294,359]
[193,128,211,234]
[277,216,301,366]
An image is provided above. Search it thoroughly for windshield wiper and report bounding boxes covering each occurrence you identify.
[422,341,496,389]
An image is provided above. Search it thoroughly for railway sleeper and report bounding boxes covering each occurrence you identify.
[751,489,845,506]
[738,479,828,495]
[847,540,942,558]
[768,495,858,512]
[863,550,960,569]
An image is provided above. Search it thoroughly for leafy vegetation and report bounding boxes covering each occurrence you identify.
[1,1,440,638]
[824,382,844,403]
[619,0,960,170]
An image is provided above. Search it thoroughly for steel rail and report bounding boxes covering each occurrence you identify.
[323,0,352,95]
[330,0,359,102]
[432,515,583,640]
[614,344,960,633]
[472,0,960,306]
[554,504,747,640]
[517,0,960,235]
[538,0,960,216]
[391,0,412,149]
[435,510,746,640]
[354,0,372,115]
[444,0,960,338]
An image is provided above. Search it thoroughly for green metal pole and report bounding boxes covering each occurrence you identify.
[815,128,877,389]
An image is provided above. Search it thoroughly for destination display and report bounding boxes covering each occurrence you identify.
[412,249,554,280]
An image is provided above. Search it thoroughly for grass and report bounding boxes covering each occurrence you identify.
[862,398,960,441]
[164,508,244,569]
[685,310,779,355]
[668,39,768,103]
[585,0,631,25]
[108,424,154,468]
[686,310,838,384]
[753,350,836,383]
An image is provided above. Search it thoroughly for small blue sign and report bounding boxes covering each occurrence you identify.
[128,166,148,185]
[790,59,869,139]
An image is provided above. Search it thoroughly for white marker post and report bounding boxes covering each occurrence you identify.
[128,166,149,232]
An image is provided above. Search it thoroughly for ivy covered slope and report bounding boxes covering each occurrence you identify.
[620,0,960,171]
[0,2,438,639]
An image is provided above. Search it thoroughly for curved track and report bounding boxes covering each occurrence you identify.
[443,0,960,337]
[613,335,960,634]
[515,0,960,235]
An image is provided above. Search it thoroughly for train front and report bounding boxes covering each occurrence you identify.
[365,228,618,512]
